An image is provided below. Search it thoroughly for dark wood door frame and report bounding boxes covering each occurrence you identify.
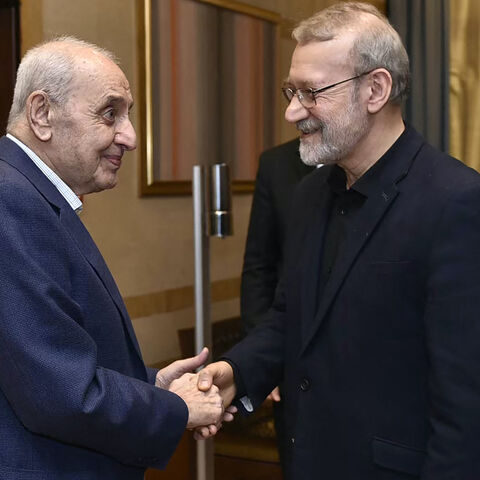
[0,0,20,135]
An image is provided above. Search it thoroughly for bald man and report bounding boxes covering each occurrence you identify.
[0,37,232,479]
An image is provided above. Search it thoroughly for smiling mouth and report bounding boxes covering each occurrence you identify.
[298,125,322,140]
[296,119,323,137]
[104,155,122,167]
[299,126,320,135]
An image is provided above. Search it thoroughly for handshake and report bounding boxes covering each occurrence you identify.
[155,347,238,439]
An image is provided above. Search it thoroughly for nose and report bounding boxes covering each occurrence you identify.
[285,95,309,124]
[115,117,137,151]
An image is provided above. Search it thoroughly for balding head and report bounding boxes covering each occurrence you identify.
[7,36,117,132]
[7,36,136,195]
[292,2,409,104]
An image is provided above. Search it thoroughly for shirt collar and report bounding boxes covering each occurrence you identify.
[6,134,83,213]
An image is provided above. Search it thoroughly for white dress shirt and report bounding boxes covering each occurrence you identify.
[6,134,83,213]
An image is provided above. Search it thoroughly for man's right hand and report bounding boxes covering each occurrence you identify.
[194,361,237,439]
[197,361,237,405]
[168,373,224,429]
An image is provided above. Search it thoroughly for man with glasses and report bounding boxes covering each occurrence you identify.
[196,2,480,479]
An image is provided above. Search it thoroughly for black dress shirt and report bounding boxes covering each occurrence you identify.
[318,148,392,298]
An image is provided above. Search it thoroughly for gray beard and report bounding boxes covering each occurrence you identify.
[297,95,370,166]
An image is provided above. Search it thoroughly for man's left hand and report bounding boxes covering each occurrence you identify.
[155,347,209,389]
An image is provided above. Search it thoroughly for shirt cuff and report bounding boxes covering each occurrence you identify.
[239,396,254,412]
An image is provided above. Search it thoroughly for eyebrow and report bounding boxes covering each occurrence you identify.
[99,94,134,110]
[283,77,321,88]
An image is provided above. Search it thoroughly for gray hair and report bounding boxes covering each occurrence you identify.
[292,2,410,104]
[7,36,117,131]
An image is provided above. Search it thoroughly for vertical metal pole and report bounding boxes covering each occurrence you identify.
[210,164,233,238]
[192,165,214,480]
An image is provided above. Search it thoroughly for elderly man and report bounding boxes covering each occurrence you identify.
[197,2,480,479]
[0,37,230,479]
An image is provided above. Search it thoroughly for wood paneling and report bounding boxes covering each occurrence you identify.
[124,277,240,318]
[145,436,282,480]
[145,433,196,480]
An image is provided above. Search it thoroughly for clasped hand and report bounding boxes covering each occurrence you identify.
[156,348,237,437]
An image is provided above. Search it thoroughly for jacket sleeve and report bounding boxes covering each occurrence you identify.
[146,366,159,385]
[226,277,287,410]
[241,155,282,333]
[0,182,187,470]
[422,182,480,478]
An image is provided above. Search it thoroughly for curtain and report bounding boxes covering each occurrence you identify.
[387,0,449,153]
[449,0,480,170]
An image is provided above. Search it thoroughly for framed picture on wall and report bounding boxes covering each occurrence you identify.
[137,0,281,195]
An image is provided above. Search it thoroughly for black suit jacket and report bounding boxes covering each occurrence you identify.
[227,127,480,479]
[241,138,315,332]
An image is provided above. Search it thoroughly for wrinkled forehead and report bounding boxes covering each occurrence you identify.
[287,34,355,84]
[69,51,133,105]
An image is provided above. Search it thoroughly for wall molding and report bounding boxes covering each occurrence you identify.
[125,277,240,319]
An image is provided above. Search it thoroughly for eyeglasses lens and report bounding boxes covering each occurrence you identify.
[282,88,315,108]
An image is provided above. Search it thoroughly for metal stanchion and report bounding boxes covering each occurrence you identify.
[193,165,214,480]
[210,164,233,238]
[192,164,233,480]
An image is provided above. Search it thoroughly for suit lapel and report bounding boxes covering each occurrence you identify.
[300,183,399,354]
[299,127,426,355]
[297,169,333,339]
[59,207,143,359]
[0,136,143,361]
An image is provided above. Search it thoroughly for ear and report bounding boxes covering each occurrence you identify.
[365,68,392,114]
[26,91,53,142]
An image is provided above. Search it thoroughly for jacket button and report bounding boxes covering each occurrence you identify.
[300,378,310,391]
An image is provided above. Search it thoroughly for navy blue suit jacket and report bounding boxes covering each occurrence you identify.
[0,136,187,479]
[226,127,480,479]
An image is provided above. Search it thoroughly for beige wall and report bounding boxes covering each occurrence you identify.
[20,0,384,366]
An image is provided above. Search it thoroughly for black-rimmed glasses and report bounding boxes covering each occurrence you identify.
[282,70,372,109]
